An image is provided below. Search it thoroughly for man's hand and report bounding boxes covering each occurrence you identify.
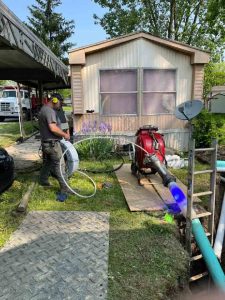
[64,132,70,140]
[49,123,70,140]
[65,129,70,140]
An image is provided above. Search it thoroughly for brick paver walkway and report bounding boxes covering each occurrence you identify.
[0,211,109,300]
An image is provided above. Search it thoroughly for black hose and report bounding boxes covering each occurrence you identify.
[78,152,125,174]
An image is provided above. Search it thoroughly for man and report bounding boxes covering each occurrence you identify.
[38,94,71,194]
[54,93,70,134]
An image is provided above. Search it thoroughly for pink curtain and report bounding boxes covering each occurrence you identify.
[143,93,175,114]
[143,69,176,114]
[143,69,176,92]
[101,93,137,115]
[100,70,137,115]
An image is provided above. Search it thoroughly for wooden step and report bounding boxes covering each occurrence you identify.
[193,211,212,219]
[191,254,203,261]
[193,191,212,197]
[195,148,215,152]
[193,203,212,219]
[190,271,208,282]
[193,170,214,175]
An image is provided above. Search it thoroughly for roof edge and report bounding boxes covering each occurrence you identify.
[69,31,210,65]
[69,31,210,54]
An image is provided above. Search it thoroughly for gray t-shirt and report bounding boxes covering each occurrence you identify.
[38,105,61,141]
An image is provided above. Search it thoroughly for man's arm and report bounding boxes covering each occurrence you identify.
[49,123,70,140]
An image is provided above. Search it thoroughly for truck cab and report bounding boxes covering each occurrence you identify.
[0,87,31,121]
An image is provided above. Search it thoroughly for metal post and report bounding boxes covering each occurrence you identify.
[16,83,25,139]
[38,80,43,105]
[186,132,195,255]
[208,138,217,244]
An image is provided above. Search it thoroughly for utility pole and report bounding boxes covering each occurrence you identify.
[17,83,25,140]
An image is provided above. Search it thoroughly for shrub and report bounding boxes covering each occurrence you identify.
[192,109,225,147]
[76,120,114,160]
[76,138,115,160]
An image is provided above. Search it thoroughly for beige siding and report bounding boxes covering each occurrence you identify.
[81,38,193,113]
[73,114,189,151]
[82,41,140,112]
[192,64,204,99]
[140,39,192,106]
[71,65,83,114]
[71,37,195,150]
[74,114,185,132]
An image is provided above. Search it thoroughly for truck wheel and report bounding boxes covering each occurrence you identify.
[22,110,30,121]
[26,110,31,121]
[0,117,5,122]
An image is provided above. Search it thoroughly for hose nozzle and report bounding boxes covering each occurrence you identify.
[144,153,176,187]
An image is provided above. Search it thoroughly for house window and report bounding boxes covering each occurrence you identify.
[142,69,176,115]
[100,69,137,115]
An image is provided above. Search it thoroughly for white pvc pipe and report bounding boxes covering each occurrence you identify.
[213,191,225,260]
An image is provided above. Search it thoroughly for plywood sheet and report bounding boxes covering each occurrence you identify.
[148,174,174,205]
[115,164,164,211]
[148,174,201,204]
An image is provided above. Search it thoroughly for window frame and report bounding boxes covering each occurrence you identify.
[141,68,177,116]
[99,68,138,116]
[98,68,177,116]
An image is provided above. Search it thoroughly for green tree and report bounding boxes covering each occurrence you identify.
[0,80,6,86]
[93,0,225,59]
[27,0,75,63]
[204,62,225,100]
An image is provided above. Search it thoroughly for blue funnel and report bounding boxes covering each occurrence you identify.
[168,182,187,216]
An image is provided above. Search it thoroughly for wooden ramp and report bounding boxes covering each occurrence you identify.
[115,164,164,211]
[115,164,201,212]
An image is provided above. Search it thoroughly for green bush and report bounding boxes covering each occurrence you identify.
[192,109,225,147]
[76,137,115,160]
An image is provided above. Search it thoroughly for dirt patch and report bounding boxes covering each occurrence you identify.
[195,145,225,164]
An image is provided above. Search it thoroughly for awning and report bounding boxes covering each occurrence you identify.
[0,1,70,89]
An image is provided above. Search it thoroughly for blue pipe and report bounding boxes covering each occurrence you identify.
[216,161,225,172]
[217,160,225,168]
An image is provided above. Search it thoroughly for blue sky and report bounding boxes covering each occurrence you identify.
[2,0,108,49]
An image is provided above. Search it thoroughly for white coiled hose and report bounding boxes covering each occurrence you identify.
[59,136,149,198]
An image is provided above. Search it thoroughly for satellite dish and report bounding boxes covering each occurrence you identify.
[175,100,203,121]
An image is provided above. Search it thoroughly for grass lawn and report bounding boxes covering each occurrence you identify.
[0,159,190,300]
[0,121,38,147]
[62,106,72,112]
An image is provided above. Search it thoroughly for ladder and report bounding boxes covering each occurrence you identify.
[185,138,217,282]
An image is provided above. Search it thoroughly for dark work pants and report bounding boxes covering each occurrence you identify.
[40,141,68,192]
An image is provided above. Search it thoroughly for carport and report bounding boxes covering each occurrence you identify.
[0,1,69,93]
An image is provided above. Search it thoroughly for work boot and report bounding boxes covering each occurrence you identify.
[39,181,51,187]
[61,187,80,195]
[56,192,67,202]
